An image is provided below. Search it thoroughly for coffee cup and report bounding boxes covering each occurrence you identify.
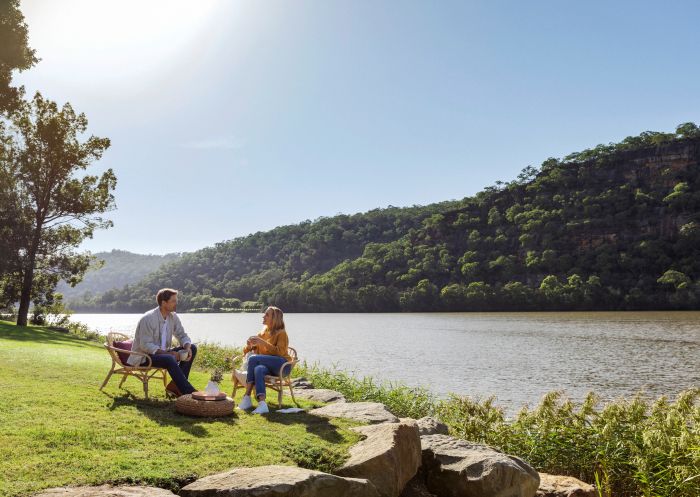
[178,349,189,361]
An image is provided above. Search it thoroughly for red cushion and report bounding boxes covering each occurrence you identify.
[113,340,133,364]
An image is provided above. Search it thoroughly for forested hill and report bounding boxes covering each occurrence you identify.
[71,124,700,312]
[58,250,181,301]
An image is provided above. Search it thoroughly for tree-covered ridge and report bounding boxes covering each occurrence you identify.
[57,250,181,301]
[73,123,700,312]
[71,202,460,311]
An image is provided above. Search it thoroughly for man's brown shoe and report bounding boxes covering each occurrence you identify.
[165,381,182,398]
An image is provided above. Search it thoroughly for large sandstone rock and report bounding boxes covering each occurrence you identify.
[421,434,540,497]
[179,465,380,497]
[335,419,421,497]
[416,416,449,436]
[536,473,596,497]
[34,486,176,496]
[310,402,399,424]
[293,388,346,403]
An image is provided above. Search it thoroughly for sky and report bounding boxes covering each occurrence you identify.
[14,0,700,255]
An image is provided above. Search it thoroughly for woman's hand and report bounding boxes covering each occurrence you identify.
[248,336,265,346]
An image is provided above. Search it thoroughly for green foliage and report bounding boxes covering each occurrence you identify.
[1,92,115,325]
[0,0,38,113]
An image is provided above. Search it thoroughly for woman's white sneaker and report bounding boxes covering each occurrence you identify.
[252,401,269,414]
[238,395,253,410]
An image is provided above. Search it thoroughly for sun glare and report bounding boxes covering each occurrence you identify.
[21,0,223,92]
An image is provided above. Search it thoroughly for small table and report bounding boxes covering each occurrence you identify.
[175,393,235,417]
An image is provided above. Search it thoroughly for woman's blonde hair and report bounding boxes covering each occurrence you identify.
[263,306,285,334]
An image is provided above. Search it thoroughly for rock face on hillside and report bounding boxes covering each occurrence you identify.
[34,487,176,497]
[335,419,422,497]
[179,465,380,497]
[420,434,540,497]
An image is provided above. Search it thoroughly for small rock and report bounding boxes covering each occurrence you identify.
[536,473,596,497]
[293,388,346,403]
[34,486,176,496]
[415,417,448,436]
[421,434,540,497]
[180,465,380,497]
[310,402,399,424]
[290,377,314,389]
[335,419,421,497]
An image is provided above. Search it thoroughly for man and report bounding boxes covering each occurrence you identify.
[127,288,197,397]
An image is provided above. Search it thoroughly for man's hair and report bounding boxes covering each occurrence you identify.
[156,288,178,306]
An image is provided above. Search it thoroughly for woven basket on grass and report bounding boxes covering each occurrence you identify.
[175,394,235,417]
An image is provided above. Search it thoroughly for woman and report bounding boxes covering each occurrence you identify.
[238,306,292,414]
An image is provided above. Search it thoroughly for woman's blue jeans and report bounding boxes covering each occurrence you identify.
[246,354,290,399]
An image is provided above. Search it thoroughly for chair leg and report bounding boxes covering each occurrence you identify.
[287,382,299,407]
[100,365,115,391]
[143,378,149,399]
[118,374,128,388]
[277,386,283,408]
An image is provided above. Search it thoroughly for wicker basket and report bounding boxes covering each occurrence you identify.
[175,394,235,417]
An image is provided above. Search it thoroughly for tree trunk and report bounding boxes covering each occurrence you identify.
[16,227,41,327]
[15,264,34,326]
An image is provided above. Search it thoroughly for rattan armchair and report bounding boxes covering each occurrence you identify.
[100,332,168,398]
[231,346,300,408]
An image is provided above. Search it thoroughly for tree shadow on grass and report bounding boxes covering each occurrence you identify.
[102,390,239,437]
[0,324,101,349]
[262,410,348,444]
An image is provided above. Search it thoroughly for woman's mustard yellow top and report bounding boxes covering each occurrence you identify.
[243,328,292,362]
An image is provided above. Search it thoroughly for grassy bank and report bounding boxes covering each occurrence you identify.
[296,362,700,497]
[0,322,361,497]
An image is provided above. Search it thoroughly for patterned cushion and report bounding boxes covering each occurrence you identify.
[113,340,133,364]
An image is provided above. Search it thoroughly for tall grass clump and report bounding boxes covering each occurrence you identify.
[435,389,700,497]
[195,342,242,372]
[295,362,434,419]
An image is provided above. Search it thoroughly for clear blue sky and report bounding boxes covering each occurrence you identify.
[15,0,700,254]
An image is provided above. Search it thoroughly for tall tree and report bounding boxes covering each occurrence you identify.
[5,92,116,326]
[0,0,38,113]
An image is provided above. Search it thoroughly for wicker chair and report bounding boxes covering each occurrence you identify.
[100,332,168,398]
[231,346,300,408]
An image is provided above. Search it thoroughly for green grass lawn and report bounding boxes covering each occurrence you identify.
[0,321,361,497]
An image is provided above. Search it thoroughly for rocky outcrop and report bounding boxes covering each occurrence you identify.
[335,419,421,497]
[34,486,176,496]
[415,417,449,436]
[310,401,399,424]
[421,434,540,497]
[293,388,346,403]
[536,473,596,497]
[179,465,379,497]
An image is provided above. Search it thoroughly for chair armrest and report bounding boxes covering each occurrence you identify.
[105,345,153,368]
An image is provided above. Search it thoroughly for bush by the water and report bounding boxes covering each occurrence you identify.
[297,362,699,497]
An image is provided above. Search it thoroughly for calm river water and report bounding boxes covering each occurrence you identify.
[72,311,700,411]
